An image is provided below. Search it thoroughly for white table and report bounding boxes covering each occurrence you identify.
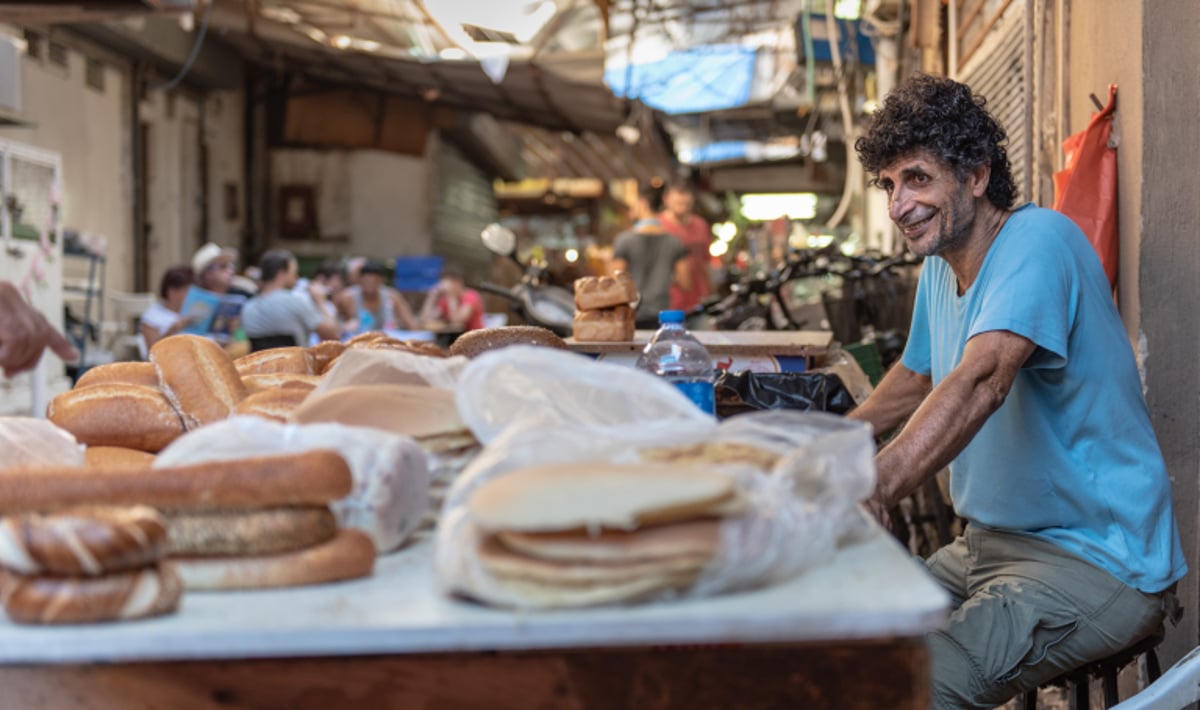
[0,525,949,708]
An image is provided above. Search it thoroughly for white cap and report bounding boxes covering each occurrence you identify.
[191,242,237,274]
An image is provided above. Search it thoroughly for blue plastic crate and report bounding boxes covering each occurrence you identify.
[393,255,443,292]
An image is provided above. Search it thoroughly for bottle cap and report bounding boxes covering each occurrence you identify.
[658,310,685,324]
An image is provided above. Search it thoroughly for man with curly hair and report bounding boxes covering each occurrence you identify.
[847,74,1185,708]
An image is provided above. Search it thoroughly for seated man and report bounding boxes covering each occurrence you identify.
[847,74,1185,709]
[419,263,485,332]
[242,249,339,348]
[336,260,417,334]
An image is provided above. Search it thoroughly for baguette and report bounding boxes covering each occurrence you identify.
[308,340,346,375]
[173,528,375,590]
[241,373,321,394]
[150,335,248,429]
[85,447,156,469]
[0,451,352,514]
[167,506,337,556]
[47,384,184,453]
[234,387,311,422]
[75,362,160,390]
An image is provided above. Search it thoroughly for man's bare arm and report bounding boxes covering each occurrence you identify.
[871,330,1036,509]
[846,361,932,438]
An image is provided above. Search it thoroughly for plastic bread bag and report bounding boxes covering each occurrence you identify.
[155,416,429,553]
[0,417,86,469]
[454,345,715,445]
[436,347,877,608]
[312,348,467,396]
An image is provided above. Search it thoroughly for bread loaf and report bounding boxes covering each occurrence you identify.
[448,326,568,358]
[172,528,375,590]
[0,506,168,576]
[150,335,247,429]
[47,384,184,452]
[1,563,182,624]
[234,387,311,422]
[308,340,346,374]
[290,384,465,439]
[0,451,353,514]
[167,506,337,556]
[241,373,321,394]
[572,305,635,342]
[75,362,160,390]
[234,347,314,377]
[85,447,156,469]
[574,272,638,310]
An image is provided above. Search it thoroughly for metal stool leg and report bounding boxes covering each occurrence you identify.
[1069,672,1090,710]
[1024,688,1038,710]
[1102,665,1119,708]
[1147,649,1162,681]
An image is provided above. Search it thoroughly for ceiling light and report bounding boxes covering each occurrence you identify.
[332,35,352,50]
[564,248,579,263]
[709,240,730,258]
[740,193,818,221]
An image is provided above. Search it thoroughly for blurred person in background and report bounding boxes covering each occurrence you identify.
[419,263,485,332]
[612,184,690,328]
[292,258,345,321]
[0,280,78,377]
[658,181,712,312]
[139,265,194,350]
[192,242,255,298]
[336,260,417,334]
[243,249,338,347]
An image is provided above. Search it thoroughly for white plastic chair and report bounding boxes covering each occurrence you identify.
[105,291,156,360]
[1112,646,1200,709]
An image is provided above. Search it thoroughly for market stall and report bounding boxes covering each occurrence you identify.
[567,329,834,373]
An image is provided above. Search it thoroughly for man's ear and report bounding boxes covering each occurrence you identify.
[970,163,992,198]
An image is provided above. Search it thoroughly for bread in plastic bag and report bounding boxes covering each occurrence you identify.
[0,417,86,469]
[436,347,876,608]
[154,416,429,553]
[311,348,466,396]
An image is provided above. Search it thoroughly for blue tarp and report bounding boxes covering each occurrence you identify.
[393,255,443,292]
[605,45,756,115]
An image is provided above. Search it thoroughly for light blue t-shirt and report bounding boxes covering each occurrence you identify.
[902,203,1186,593]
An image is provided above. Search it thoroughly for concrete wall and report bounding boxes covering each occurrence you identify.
[0,34,134,298]
[204,90,243,249]
[268,147,434,263]
[141,87,202,284]
[1070,0,1200,667]
[1139,3,1200,668]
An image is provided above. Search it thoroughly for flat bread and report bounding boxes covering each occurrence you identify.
[478,536,707,586]
[497,519,720,564]
[639,441,781,471]
[488,572,696,608]
[467,462,736,532]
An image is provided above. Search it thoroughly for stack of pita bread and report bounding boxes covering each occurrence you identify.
[463,460,747,607]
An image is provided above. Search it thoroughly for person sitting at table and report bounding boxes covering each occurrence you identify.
[335,260,417,335]
[847,74,1184,709]
[418,263,485,332]
[192,242,255,298]
[242,249,339,349]
[139,265,194,350]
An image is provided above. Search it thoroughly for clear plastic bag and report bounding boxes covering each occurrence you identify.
[155,416,429,554]
[436,347,876,609]
[312,348,467,396]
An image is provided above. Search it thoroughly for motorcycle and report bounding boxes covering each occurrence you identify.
[475,223,576,337]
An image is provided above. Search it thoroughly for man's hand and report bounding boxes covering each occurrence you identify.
[0,282,78,377]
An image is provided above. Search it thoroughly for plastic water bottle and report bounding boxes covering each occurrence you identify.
[636,310,716,414]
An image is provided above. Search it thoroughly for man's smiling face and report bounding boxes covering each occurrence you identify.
[877,150,983,258]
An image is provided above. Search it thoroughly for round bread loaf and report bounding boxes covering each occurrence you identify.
[0,506,168,576]
[150,335,247,430]
[448,326,568,359]
[75,361,160,390]
[241,373,321,394]
[308,340,346,374]
[1,563,182,624]
[172,528,375,590]
[47,384,185,452]
[234,387,311,422]
[166,506,338,556]
[234,347,315,377]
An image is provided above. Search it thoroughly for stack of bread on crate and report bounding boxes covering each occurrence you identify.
[572,272,638,342]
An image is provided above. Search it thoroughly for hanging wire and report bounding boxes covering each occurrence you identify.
[149,0,214,92]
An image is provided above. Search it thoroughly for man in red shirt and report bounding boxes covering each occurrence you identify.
[658,181,712,312]
[419,263,485,332]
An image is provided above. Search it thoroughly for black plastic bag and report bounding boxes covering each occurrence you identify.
[714,371,856,419]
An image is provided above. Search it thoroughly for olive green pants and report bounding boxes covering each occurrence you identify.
[925,526,1165,709]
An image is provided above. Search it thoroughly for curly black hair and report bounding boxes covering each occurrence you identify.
[855,74,1017,210]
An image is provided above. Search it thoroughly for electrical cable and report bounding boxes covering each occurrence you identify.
[150,0,213,92]
[823,6,857,231]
